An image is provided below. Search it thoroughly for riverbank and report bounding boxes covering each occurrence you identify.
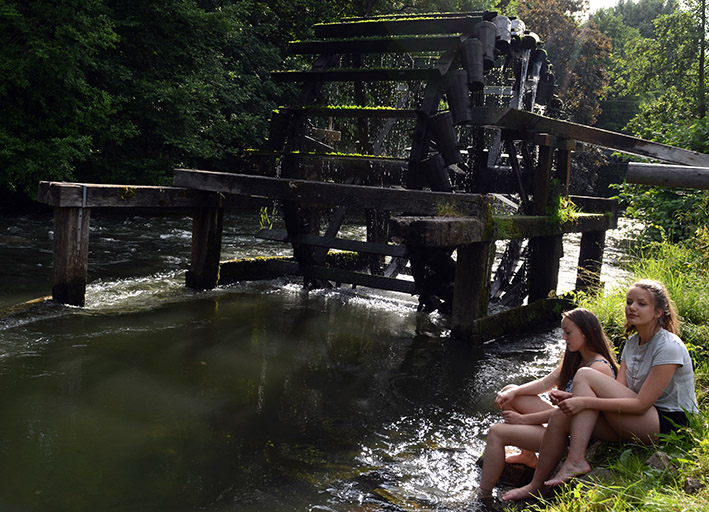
[519,240,709,511]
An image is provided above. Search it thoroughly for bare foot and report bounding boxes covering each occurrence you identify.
[501,484,542,501]
[505,450,538,468]
[544,459,592,487]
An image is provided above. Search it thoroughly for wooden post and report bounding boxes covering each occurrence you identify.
[186,201,224,290]
[52,206,91,306]
[451,241,493,340]
[556,138,576,196]
[528,135,563,302]
[576,230,606,291]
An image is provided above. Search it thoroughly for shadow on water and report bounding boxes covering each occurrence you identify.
[0,210,620,512]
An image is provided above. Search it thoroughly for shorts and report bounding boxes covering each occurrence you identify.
[656,408,689,434]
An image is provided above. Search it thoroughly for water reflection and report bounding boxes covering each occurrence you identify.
[0,210,623,511]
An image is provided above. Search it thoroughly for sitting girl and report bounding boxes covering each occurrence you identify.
[503,279,698,501]
[477,307,618,500]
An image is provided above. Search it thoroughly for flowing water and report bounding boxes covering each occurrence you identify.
[0,209,631,512]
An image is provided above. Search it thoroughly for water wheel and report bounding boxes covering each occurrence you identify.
[264,11,558,313]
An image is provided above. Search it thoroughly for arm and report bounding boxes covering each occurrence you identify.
[558,364,679,416]
[502,408,554,425]
[495,366,561,409]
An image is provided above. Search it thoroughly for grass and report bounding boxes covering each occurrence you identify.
[511,239,709,511]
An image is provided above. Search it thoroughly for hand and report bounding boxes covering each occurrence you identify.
[549,389,572,405]
[495,386,518,410]
[501,410,526,424]
[557,396,586,416]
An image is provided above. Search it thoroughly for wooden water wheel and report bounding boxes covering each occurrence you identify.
[262,11,559,313]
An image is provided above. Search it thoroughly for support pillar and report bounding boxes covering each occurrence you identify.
[186,200,224,290]
[451,241,493,340]
[528,135,563,302]
[52,206,91,306]
[576,230,606,291]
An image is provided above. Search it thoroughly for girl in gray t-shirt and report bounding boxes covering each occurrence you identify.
[502,279,698,502]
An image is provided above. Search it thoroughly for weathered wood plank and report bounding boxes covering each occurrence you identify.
[451,241,492,340]
[290,35,461,54]
[466,297,576,343]
[173,169,489,216]
[256,229,408,258]
[37,181,220,208]
[576,230,606,291]
[271,68,440,83]
[267,260,417,294]
[471,107,709,166]
[390,213,615,247]
[626,162,709,189]
[52,207,90,306]
[284,106,420,119]
[186,203,223,290]
[313,16,482,38]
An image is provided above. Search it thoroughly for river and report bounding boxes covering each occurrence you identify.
[0,208,631,512]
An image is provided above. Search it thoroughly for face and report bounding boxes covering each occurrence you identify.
[561,316,585,353]
[625,286,661,329]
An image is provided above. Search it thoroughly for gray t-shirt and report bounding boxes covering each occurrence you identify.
[620,328,698,413]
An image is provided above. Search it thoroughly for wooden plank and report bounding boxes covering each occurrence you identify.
[37,181,220,208]
[290,35,461,54]
[576,230,606,291]
[471,107,709,166]
[451,241,492,340]
[186,203,223,290]
[52,207,90,306]
[271,68,440,83]
[313,16,482,38]
[466,297,576,343]
[626,162,709,189]
[173,169,489,216]
[390,212,615,247]
[266,260,417,294]
[284,106,420,119]
[255,229,408,258]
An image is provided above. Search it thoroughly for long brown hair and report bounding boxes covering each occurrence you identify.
[557,308,619,390]
[625,279,680,337]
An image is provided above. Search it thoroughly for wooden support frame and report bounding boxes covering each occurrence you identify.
[52,206,91,306]
[186,201,224,290]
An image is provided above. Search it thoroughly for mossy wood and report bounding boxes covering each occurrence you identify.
[313,15,483,38]
[290,35,462,55]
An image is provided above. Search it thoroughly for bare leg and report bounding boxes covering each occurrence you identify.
[545,367,660,486]
[479,422,545,494]
[501,410,571,501]
[497,390,552,469]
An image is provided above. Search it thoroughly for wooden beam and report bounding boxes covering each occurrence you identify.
[186,202,224,290]
[37,181,221,208]
[172,169,489,216]
[471,107,709,166]
[266,260,417,294]
[290,35,461,54]
[284,106,420,119]
[272,68,440,83]
[626,162,709,189]
[255,229,408,258]
[451,241,493,340]
[52,206,90,306]
[390,213,615,247]
[313,16,482,38]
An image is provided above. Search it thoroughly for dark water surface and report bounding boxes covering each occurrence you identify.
[0,210,627,512]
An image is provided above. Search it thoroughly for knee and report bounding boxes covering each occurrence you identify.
[487,422,506,443]
[574,366,597,383]
[548,409,570,432]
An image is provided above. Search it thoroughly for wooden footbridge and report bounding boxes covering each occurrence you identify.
[37,11,709,342]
